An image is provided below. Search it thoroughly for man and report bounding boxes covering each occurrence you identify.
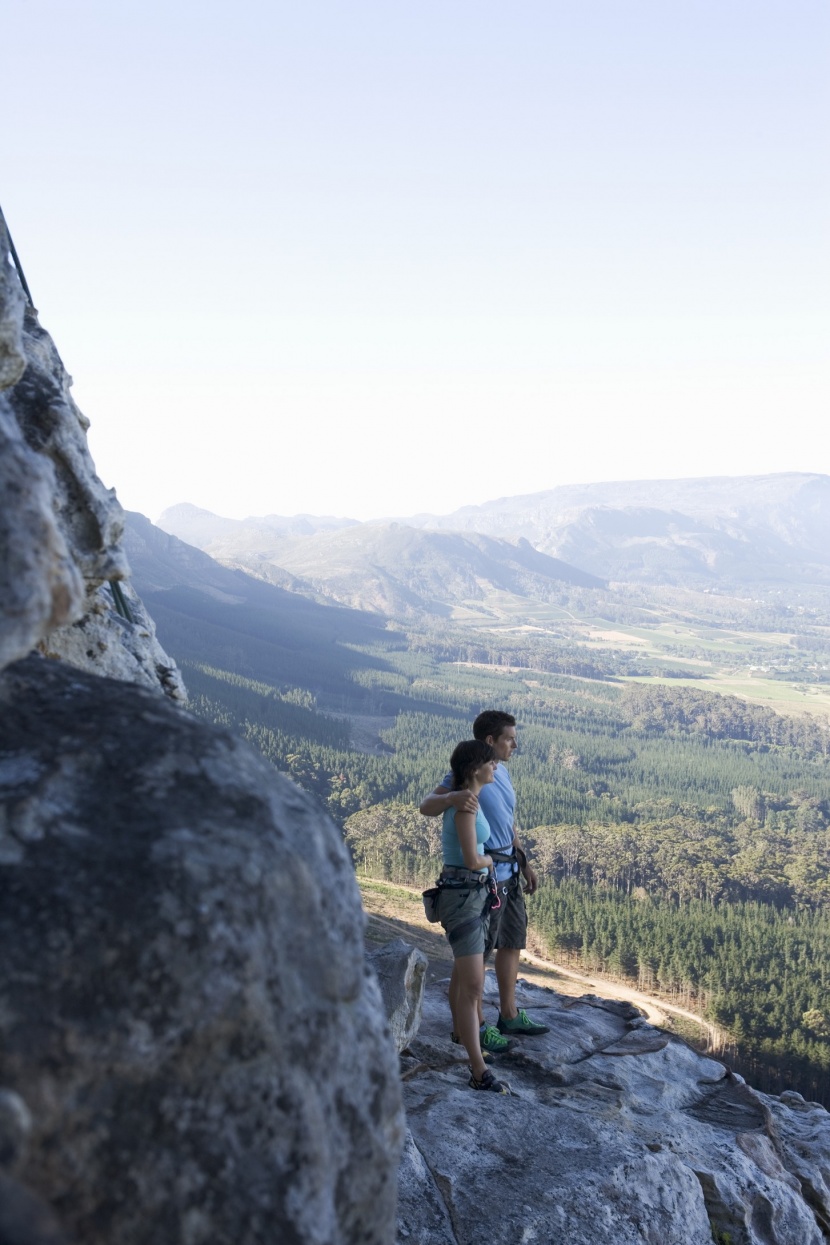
[420,710,549,1050]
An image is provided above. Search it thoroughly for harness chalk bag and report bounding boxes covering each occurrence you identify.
[422,886,442,923]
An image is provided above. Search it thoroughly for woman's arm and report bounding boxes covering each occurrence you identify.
[455,810,492,872]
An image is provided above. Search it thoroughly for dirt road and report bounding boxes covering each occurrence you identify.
[360,877,723,1050]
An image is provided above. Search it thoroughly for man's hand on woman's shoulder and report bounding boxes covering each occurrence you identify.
[447,789,479,814]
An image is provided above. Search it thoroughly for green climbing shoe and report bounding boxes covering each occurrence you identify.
[479,1023,510,1053]
[496,1008,549,1036]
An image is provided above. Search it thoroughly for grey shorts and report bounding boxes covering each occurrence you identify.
[484,874,527,956]
[438,883,489,959]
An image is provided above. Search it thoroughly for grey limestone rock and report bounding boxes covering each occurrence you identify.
[0,220,183,698]
[0,654,404,1244]
[0,1088,69,1245]
[366,939,428,1054]
[0,1171,70,1245]
[0,234,83,671]
[38,579,185,700]
[398,975,830,1244]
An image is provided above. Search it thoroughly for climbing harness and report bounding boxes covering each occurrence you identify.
[423,867,502,945]
[421,872,476,923]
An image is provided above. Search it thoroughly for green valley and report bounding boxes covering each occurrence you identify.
[128,496,830,1106]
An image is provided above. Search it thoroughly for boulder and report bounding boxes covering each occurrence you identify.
[366,940,428,1053]
[0,655,404,1244]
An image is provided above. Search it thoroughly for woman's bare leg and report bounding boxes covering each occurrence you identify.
[449,953,486,1081]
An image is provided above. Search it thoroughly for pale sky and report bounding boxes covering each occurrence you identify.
[4,0,829,522]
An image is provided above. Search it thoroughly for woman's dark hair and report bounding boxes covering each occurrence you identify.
[449,739,495,790]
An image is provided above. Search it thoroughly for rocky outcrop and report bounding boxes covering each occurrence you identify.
[0,654,404,1243]
[38,578,185,700]
[398,974,830,1244]
[0,237,82,670]
[1,217,405,1242]
[0,218,183,699]
[367,940,428,1054]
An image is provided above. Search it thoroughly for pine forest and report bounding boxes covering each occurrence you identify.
[144,579,830,1105]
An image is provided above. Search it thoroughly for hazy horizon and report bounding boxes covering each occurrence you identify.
[152,467,827,528]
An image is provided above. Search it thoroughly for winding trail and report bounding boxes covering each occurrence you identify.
[519,946,722,1047]
[361,878,724,1052]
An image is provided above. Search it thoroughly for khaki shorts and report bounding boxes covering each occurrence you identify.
[484,874,527,956]
[438,883,489,959]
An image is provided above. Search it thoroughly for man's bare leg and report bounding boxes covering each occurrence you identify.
[494,945,550,1034]
[495,946,521,1020]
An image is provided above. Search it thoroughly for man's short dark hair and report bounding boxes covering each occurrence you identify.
[472,710,516,742]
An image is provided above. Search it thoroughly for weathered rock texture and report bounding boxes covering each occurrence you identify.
[398,975,830,1244]
[366,940,428,1054]
[0,1088,69,1245]
[0,221,183,698]
[0,655,404,1244]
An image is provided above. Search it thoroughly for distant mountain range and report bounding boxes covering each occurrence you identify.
[156,505,603,617]
[155,473,830,616]
[154,507,357,552]
[404,473,830,586]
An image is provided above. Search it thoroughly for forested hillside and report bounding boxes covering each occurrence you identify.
[165,625,830,1102]
[131,515,830,1105]
[529,882,830,1100]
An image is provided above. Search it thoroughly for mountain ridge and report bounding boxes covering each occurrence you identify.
[154,510,604,617]
[158,473,830,607]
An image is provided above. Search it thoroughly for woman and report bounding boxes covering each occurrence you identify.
[438,739,509,1094]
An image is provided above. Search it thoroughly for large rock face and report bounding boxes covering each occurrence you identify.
[0,217,183,699]
[0,234,82,669]
[399,975,830,1244]
[0,655,404,1244]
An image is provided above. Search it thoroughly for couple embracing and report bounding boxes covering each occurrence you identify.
[420,710,548,1094]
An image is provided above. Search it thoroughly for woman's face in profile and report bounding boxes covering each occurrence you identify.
[473,758,497,786]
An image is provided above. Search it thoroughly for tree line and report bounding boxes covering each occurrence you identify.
[171,614,830,1102]
[529,879,830,1104]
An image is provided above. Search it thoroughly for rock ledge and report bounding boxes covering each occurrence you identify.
[398,973,830,1245]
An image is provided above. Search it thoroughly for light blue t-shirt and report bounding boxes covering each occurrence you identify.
[442,806,491,871]
[441,764,517,882]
